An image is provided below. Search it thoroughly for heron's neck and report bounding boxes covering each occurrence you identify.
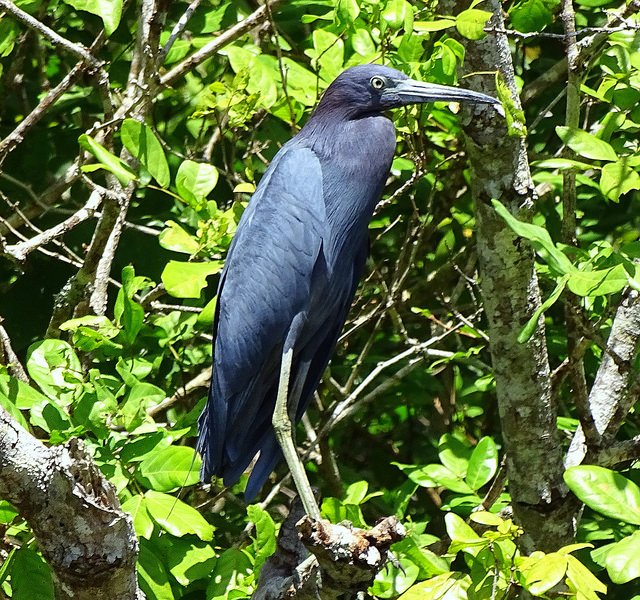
[299,112,395,165]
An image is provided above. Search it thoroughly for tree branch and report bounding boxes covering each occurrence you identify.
[4,189,105,262]
[253,495,405,599]
[0,408,141,599]
[160,0,285,87]
[566,289,640,466]
[0,0,102,67]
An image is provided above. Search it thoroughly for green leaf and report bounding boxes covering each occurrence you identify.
[26,339,82,404]
[336,0,359,22]
[371,557,420,598]
[176,160,219,207]
[162,260,223,299]
[0,500,18,524]
[437,434,471,479]
[167,538,217,586]
[197,295,218,327]
[518,275,568,343]
[62,0,123,35]
[121,119,170,187]
[564,466,640,525]
[465,437,498,490]
[114,266,145,345]
[158,221,200,255]
[414,19,456,32]
[399,572,471,600]
[344,480,370,505]
[351,28,376,56]
[138,540,174,600]
[492,200,574,274]
[11,548,54,600]
[145,491,214,540]
[556,126,618,161]
[445,513,486,555]
[119,382,165,431]
[382,0,410,28]
[533,158,593,171]
[121,494,155,539]
[599,161,640,202]
[206,548,253,599]
[136,446,201,492]
[247,505,276,570]
[469,511,504,527]
[509,0,557,33]
[495,73,527,138]
[310,29,344,81]
[566,554,607,597]
[456,9,491,40]
[567,263,629,296]
[597,531,640,584]
[521,553,568,595]
[414,464,475,494]
[79,133,137,185]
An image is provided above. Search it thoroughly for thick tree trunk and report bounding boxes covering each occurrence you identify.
[459,0,576,552]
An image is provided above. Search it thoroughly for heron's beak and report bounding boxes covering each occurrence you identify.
[393,79,499,106]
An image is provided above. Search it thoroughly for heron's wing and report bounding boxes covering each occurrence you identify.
[198,143,327,486]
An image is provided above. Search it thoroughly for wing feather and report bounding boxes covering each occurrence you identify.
[198,144,327,486]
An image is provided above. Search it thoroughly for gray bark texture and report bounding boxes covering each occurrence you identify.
[566,289,640,466]
[459,0,576,552]
[0,408,141,599]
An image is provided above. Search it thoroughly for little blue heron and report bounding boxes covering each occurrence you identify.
[198,64,498,518]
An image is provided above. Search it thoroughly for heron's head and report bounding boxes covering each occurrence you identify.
[315,64,499,119]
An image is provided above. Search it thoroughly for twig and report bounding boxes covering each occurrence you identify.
[158,0,203,65]
[5,190,105,262]
[560,0,598,449]
[0,35,105,164]
[160,0,286,87]
[522,0,640,103]
[0,319,28,383]
[265,0,296,130]
[319,333,460,437]
[0,0,102,67]
[480,455,508,511]
[485,23,640,40]
[595,433,640,468]
[147,367,211,418]
[566,290,640,466]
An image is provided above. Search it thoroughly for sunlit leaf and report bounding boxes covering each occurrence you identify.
[564,466,640,525]
[145,491,214,540]
[121,119,170,187]
[121,494,154,539]
[556,126,618,161]
[599,161,640,202]
[456,9,491,40]
[161,260,223,298]
[399,572,471,600]
[138,540,174,600]
[136,446,201,492]
[62,0,122,35]
[466,437,498,490]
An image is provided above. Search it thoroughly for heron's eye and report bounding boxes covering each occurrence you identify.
[370,76,385,90]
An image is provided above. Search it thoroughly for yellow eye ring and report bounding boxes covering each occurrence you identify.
[370,76,385,90]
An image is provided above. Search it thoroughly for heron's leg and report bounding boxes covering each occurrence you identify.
[273,347,321,520]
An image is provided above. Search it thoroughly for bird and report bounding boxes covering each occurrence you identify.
[197,64,499,518]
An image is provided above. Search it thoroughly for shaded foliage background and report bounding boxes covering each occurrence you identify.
[0,0,639,598]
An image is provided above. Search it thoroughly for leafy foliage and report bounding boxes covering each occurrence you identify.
[0,0,638,598]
